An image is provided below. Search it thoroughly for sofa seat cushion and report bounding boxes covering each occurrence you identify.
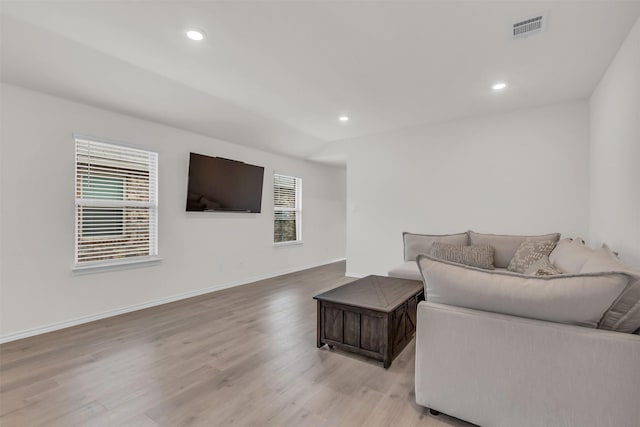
[403,232,468,262]
[417,254,630,328]
[388,261,422,281]
[579,245,640,333]
[469,231,560,268]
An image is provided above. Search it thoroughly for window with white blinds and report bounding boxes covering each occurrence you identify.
[75,137,158,268]
[273,174,302,244]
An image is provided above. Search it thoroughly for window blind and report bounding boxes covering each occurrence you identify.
[75,137,158,266]
[274,174,301,243]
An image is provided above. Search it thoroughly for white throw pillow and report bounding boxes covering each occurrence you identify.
[549,238,594,273]
[417,254,630,328]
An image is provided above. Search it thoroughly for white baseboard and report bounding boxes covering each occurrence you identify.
[345,271,367,278]
[0,257,346,344]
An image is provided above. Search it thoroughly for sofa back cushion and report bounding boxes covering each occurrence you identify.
[417,254,630,328]
[579,245,640,333]
[468,231,561,268]
[403,232,468,262]
[549,238,594,273]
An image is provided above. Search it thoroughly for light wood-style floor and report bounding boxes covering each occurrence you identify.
[0,261,473,427]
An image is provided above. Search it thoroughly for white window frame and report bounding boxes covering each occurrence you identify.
[73,135,160,272]
[273,173,302,246]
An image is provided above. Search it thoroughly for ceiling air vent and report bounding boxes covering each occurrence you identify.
[513,15,546,38]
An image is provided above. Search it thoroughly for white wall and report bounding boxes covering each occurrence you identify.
[0,84,346,340]
[589,17,640,268]
[341,101,590,276]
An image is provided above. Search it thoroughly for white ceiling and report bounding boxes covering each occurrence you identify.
[2,1,639,161]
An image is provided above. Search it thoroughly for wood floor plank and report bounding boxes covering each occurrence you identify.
[0,261,473,426]
[0,378,60,416]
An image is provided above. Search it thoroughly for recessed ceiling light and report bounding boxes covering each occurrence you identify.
[339,116,349,122]
[186,29,206,41]
[492,82,507,91]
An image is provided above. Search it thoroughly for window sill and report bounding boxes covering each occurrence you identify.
[273,240,303,248]
[72,256,162,275]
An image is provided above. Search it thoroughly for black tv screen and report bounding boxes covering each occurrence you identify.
[186,153,264,213]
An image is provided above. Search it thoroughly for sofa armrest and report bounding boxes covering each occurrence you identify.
[415,302,640,427]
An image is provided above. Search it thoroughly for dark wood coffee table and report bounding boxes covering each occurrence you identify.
[314,275,424,368]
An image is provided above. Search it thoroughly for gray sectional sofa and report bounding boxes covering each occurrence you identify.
[388,231,640,427]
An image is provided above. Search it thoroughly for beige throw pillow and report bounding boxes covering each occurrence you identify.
[580,244,630,273]
[508,239,558,273]
[430,242,494,270]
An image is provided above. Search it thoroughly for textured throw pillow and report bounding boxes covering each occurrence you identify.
[416,254,630,328]
[524,256,563,276]
[468,231,560,268]
[402,232,469,262]
[430,242,494,270]
[508,239,558,273]
[548,238,594,273]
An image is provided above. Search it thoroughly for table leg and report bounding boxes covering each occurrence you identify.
[384,312,393,369]
[316,300,324,348]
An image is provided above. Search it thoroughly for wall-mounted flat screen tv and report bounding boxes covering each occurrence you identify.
[186,153,264,213]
